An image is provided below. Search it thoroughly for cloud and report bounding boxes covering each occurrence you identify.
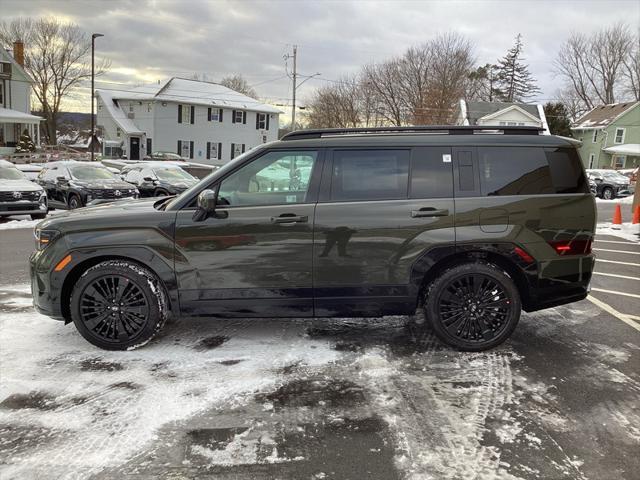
[2,0,638,117]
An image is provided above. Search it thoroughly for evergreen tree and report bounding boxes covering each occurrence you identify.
[467,64,502,101]
[543,102,573,137]
[15,129,36,153]
[495,34,541,102]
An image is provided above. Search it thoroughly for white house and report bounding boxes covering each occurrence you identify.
[96,77,280,164]
[0,41,42,155]
[455,99,549,134]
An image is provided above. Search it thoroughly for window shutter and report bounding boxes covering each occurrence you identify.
[189,141,194,159]
[219,108,223,122]
[256,113,260,129]
[190,106,195,124]
[218,142,222,160]
[242,144,245,153]
[232,111,236,124]
[177,140,182,154]
[178,105,182,123]
[266,115,270,131]
[206,141,211,160]
[207,107,211,122]
[231,143,235,159]
[242,111,247,124]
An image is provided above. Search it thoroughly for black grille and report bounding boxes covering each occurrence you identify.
[89,189,135,200]
[0,191,41,202]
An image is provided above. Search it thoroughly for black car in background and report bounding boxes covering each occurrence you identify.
[120,162,198,197]
[586,169,632,199]
[37,161,138,209]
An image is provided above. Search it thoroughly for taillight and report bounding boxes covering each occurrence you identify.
[548,239,592,256]
[514,246,535,264]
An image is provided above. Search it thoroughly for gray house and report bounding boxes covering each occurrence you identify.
[455,100,549,134]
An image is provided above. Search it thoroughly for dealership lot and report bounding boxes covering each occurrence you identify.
[0,223,638,480]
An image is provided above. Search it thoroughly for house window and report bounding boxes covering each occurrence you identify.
[209,108,223,122]
[589,153,595,169]
[230,143,245,159]
[129,104,134,112]
[613,155,625,168]
[0,83,3,106]
[614,128,625,144]
[592,130,598,143]
[256,113,267,130]
[498,121,506,126]
[146,138,152,154]
[116,128,121,138]
[178,104,195,124]
[207,141,222,160]
[233,110,244,124]
[177,140,193,159]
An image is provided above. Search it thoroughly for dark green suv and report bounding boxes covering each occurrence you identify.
[30,126,595,351]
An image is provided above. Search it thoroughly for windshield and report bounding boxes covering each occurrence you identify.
[69,165,117,181]
[153,167,195,181]
[0,167,26,180]
[603,172,628,182]
[154,152,182,160]
[164,146,263,210]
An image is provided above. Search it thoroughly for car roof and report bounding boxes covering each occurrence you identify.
[44,161,108,168]
[0,159,18,168]
[123,162,184,169]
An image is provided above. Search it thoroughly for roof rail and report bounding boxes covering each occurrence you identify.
[281,125,544,141]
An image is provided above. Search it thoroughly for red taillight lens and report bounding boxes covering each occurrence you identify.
[514,246,535,264]
[548,239,592,256]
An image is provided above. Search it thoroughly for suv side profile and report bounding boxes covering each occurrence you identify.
[30,126,595,352]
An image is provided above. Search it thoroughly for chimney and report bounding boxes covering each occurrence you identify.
[13,41,24,67]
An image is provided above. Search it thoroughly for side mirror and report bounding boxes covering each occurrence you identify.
[56,176,68,183]
[193,188,225,221]
[143,176,154,182]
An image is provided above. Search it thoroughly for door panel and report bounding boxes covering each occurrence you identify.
[313,147,455,317]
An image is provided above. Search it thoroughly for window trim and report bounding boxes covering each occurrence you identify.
[614,127,625,144]
[588,153,595,169]
[592,129,598,143]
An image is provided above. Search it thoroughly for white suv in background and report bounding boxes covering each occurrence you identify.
[0,160,48,220]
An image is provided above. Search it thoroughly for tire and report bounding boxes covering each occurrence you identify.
[68,194,82,209]
[31,212,47,220]
[70,260,168,350]
[602,187,615,200]
[423,262,521,351]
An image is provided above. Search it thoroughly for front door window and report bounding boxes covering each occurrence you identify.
[218,150,318,207]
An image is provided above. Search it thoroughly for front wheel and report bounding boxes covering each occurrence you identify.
[68,194,82,209]
[423,262,521,351]
[70,261,168,350]
[601,187,615,200]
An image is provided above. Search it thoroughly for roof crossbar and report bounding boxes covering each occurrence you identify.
[281,125,544,140]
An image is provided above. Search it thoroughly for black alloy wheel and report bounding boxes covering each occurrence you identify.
[68,195,82,209]
[70,261,168,350]
[424,262,521,351]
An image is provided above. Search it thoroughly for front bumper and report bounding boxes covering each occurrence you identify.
[0,201,47,217]
[30,247,66,321]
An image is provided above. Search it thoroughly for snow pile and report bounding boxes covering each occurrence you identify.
[0,211,63,231]
[595,195,636,205]
[596,223,640,243]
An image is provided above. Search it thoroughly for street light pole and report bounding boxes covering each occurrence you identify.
[91,33,104,162]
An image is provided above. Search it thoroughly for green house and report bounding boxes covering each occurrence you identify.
[571,101,639,170]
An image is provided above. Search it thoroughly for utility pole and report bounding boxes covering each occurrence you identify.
[291,45,297,130]
[91,33,104,162]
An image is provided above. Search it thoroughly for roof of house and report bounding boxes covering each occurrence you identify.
[95,77,280,114]
[573,101,639,129]
[464,101,541,125]
[96,89,145,136]
[0,107,42,123]
[0,48,33,84]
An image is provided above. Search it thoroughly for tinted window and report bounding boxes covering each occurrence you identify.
[410,147,453,198]
[331,150,409,201]
[478,147,554,196]
[546,147,589,193]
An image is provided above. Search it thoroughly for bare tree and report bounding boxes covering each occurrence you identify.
[0,17,110,144]
[219,74,258,99]
[555,23,636,110]
[362,60,407,126]
[622,36,640,100]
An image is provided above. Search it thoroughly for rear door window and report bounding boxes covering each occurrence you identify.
[545,147,589,194]
[330,149,409,201]
[410,147,454,198]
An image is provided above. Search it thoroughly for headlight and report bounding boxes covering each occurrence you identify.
[86,194,93,202]
[38,192,47,204]
[34,229,60,250]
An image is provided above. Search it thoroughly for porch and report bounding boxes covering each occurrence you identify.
[0,107,42,156]
[603,144,640,169]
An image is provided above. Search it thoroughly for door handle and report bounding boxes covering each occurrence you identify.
[271,214,308,224]
[411,208,449,218]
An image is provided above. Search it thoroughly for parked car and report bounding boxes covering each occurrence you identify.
[150,151,186,161]
[120,162,199,197]
[618,167,638,185]
[586,169,632,199]
[0,160,48,220]
[15,163,44,181]
[31,126,595,352]
[36,161,138,210]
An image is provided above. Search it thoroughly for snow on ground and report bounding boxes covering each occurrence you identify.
[595,195,636,205]
[0,211,64,231]
[596,222,640,243]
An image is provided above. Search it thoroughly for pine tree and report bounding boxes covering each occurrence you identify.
[495,34,541,102]
[15,129,36,153]
[543,102,573,137]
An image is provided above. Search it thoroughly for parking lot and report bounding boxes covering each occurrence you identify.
[0,218,639,480]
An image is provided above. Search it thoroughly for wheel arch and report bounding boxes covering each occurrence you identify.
[59,250,178,323]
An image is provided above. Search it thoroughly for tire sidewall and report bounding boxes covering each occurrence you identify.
[70,261,166,350]
[68,194,81,209]
[424,262,521,351]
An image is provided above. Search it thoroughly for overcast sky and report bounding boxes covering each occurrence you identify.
[2,0,639,120]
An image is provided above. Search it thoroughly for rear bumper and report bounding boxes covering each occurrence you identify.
[523,254,595,312]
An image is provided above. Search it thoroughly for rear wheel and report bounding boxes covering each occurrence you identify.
[423,262,521,351]
[70,260,168,350]
[602,187,615,200]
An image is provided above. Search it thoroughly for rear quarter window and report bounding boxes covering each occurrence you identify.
[478,146,588,196]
